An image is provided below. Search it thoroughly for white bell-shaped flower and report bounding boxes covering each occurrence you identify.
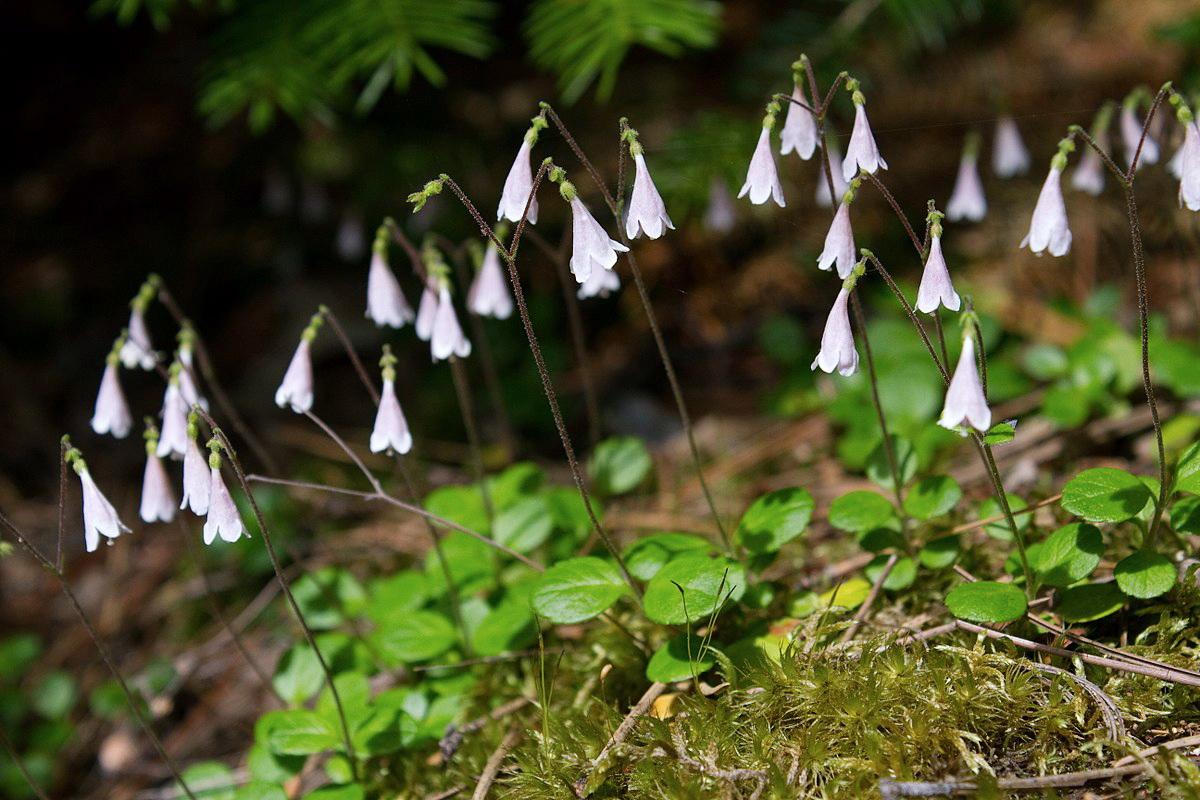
[468,244,514,319]
[91,362,132,439]
[415,286,438,341]
[938,334,991,433]
[120,308,156,370]
[577,262,621,299]
[1021,165,1072,257]
[1071,147,1106,196]
[497,138,539,224]
[946,152,987,222]
[811,287,858,377]
[140,450,176,524]
[569,197,628,284]
[157,381,190,460]
[817,201,857,279]
[370,377,413,454]
[738,127,786,207]
[703,178,736,233]
[366,250,415,328]
[275,337,314,412]
[625,153,674,240]
[336,213,366,263]
[1178,120,1200,211]
[815,137,848,208]
[842,102,887,182]
[916,235,962,313]
[78,467,130,553]
[992,116,1031,178]
[177,362,206,411]
[180,434,210,516]
[430,288,471,361]
[779,85,817,160]
[1120,104,1159,169]
[203,463,245,545]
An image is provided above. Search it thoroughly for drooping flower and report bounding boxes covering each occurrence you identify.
[779,84,817,160]
[916,232,962,313]
[366,245,415,328]
[275,315,320,412]
[497,137,539,225]
[811,287,858,377]
[468,243,514,319]
[703,178,736,233]
[817,201,857,279]
[175,327,208,410]
[140,430,176,524]
[180,418,210,516]
[1021,163,1072,257]
[625,150,674,240]
[1120,102,1159,169]
[1178,119,1200,211]
[568,196,628,284]
[431,287,472,361]
[1071,147,1106,196]
[336,212,366,263]
[739,127,786,207]
[91,351,132,439]
[66,444,130,553]
[946,138,987,222]
[203,451,245,545]
[938,333,991,433]
[815,135,848,208]
[842,92,887,182]
[1168,137,1186,180]
[577,262,621,299]
[992,116,1031,178]
[370,346,413,455]
[120,306,156,370]
[157,373,190,460]
[415,285,438,341]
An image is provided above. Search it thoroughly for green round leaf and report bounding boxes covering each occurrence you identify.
[864,555,916,591]
[273,644,325,706]
[645,633,716,683]
[1174,442,1200,495]
[472,598,537,656]
[304,785,365,800]
[918,534,960,569]
[425,485,491,534]
[531,557,627,624]
[31,671,76,719]
[234,783,288,800]
[424,532,496,595]
[1022,344,1069,381]
[493,496,554,553]
[1113,551,1177,599]
[828,490,895,533]
[643,556,746,625]
[622,533,713,581]
[372,610,457,665]
[247,743,304,784]
[290,568,367,631]
[736,487,815,553]
[903,476,962,520]
[866,435,917,491]
[1170,495,1200,534]
[945,581,1027,623]
[0,634,42,683]
[178,761,235,800]
[1056,582,1126,622]
[364,571,430,625]
[263,709,340,756]
[982,420,1017,446]
[588,436,652,495]
[977,494,1029,541]
[1061,468,1152,523]
[544,487,596,541]
[486,462,545,509]
[1031,523,1104,587]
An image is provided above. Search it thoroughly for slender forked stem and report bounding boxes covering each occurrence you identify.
[0,510,199,800]
[193,408,359,778]
[542,105,732,552]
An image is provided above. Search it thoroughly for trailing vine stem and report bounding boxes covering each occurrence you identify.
[0,509,200,800]
[538,103,733,553]
[433,168,642,597]
[192,407,360,779]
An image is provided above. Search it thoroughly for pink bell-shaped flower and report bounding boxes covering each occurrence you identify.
[811,286,858,377]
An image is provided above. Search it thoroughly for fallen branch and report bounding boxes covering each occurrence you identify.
[574,682,667,798]
[471,726,523,800]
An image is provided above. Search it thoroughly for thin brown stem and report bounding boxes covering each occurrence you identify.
[319,307,379,406]
[0,725,50,800]
[471,726,522,800]
[839,552,898,643]
[0,510,199,800]
[56,440,67,573]
[1125,86,1170,181]
[450,356,496,526]
[862,173,923,255]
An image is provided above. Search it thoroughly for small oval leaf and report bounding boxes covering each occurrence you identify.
[1113,550,1176,599]
[1061,468,1152,523]
[829,490,895,533]
[736,487,815,553]
[531,557,627,624]
[945,581,1027,623]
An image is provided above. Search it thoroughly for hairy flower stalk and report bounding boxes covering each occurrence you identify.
[916,210,961,314]
[468,241,515,319]
[1072,103,1114,196]
[119,280,158,370]
[203,440,245,545]
[497,114,547,224]
[811,271,860,377]
[623,128,674,240]
[370,345,413,455]
[180,411,210,515]
[1121,93,1160,169]
[842,79,887,181]
[946,132,987,222]
[275,313,321,412]
[739,101,786,207]
[992,114,1031,178]
[366,226,415,327]
[779,80,817,160]
[91,334,133,439]
[65,441,130,553]
[818,179,860,279]
[1021,138,1075,256]
[140,422,176,524]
